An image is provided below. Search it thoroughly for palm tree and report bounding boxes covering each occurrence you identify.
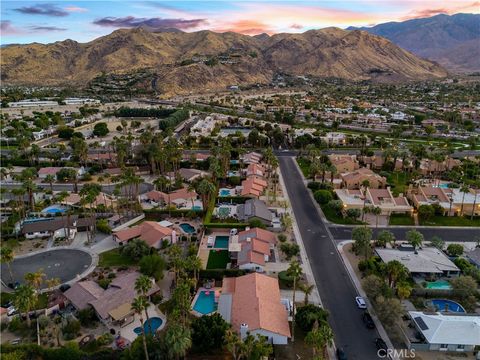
[305,320,334,360]
[13,284,36,327]
[471,186,479,220]
[361,180,370,222]
[135,275,153,335]
[406,229,424,251]
[44,174,55,193]
[299,283,315,305]
[196,179,216,210]
[287,260,303,342]
[224,329,243,360]
[25,269,46,292]
[459,184,470,216]
[0,247,15,282]
[131,296,150,360]
[384,260,408,289]
[165,323,192,360]
[372,206,382,228]
[185,255,202,284]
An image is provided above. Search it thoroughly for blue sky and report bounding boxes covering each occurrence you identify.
[1,1,478,44]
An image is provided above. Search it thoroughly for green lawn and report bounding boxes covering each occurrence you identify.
[389,213,415,226]
[98,248,136,267]
[321,204,364,225]
[206,250,230,269]
[386,171,411,197]
[296,158,311,178]
[419,215,480,227]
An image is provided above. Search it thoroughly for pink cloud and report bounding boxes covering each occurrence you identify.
[290,23,303,30]
[1,20,24,35]
[65,6,88,13]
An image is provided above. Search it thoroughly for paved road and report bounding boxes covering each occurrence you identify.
[279,156,380,359]
[328,226,480,242]
[1,249,92,289]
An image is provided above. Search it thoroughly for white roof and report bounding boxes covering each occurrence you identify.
[410,311,480,346]
[158,220,173,227]
[375,248,459,274]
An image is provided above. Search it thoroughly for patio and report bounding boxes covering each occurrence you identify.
[111,304,166,342]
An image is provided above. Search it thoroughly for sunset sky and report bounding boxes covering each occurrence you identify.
[1,1,479,44]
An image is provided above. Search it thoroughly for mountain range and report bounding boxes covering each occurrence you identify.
[1,26,447,95]
[348,13,480,73]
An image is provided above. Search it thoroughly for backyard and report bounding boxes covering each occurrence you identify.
[206,250,230,269]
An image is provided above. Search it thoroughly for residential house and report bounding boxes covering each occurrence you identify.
[375,246,460,278]
[422,119,450,130]
[38,167,85,180]
[237,199,273,226]
[113,221,174,248]
[64,271,159,327]
[410,186,480,216]
[217,273,291,344]
[245,164,266,178]
[62,192,116,209]
[320,132,347,145]
[241,152,263,165]
[182,152,211,162]
[340,167,387,189]
[419,158,461,176]
[466,248,480,268]
[406,311,480,352]
[166,168,209,183]
[21,216,94,240]
[86,153,117,166]
[241,176,268,197]
[139,187,200,209]
[231,228,277,272]
[328,154,359,173]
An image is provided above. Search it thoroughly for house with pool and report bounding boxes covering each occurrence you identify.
[230,228,278,272]
[113,221,175,248]
[375,245,460,279]
[405,311,480,352]
[65,271,165,337]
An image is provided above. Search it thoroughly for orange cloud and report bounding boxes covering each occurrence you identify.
[215,19,274,35]
[401,1,479,20]
[65,6,88,13]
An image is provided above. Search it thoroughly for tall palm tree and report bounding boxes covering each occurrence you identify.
[196,179,216,210]
[287,260,303,342]
[372,206,382,228]
[135,275,153,334]
[305,320,334,360]
[0,247,15,282]
[384,260,408,289]
[165,323,192,360]
[24,269,46,292]
[44,174,55,193]
[361,180,370,222]
[459,184,470,216]
[131,296,150,360]
[14,284,36,328]
[471,186,479,220]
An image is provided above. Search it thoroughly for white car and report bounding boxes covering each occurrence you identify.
[355,296,367,309]
[7,306,17,316]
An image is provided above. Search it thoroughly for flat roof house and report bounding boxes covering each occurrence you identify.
[217,273,291,345]
[21,216,94,240]
[166,168,209,183]
[113,221,173,248]
[407,311,480,352]
[375,247,460,278]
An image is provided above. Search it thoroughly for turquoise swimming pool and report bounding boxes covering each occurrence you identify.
[133,317,163,336]
[426,280,452,290]
[429,299,465,313]
[219,189,232,196]
[214,236,229,248]
[193,291,216,315]
[41,205,66,214]
[179,223,195,234]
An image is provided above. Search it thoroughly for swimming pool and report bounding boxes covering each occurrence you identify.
[41,205,66,214]
[429,299,465,313]
[219,189,232,197]
[214,236,229,248]
[435,183,450,189]
[192,205,202,211]
[133,317,163,336]
[179,223,195,234]
[426,280,452,290]
[192,290,216,315]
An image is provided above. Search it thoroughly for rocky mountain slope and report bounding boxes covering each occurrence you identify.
[348,13,480,73]
[1,27,447,95]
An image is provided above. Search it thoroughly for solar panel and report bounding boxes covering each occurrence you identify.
[414,316,429,331]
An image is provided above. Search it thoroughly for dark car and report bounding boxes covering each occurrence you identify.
[375,338,388,356]
[59,284,71,293]
[362,312,375,329]
[336,347,348,360]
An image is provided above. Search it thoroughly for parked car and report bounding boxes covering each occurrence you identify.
[59,284,71,292]
[362,312,375,329]
[7,306,17,316]
[355,296,367,309]
[336,347,347,360]
[375,337,388,355]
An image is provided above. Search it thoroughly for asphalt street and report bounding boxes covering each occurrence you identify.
[279,156,381,360]
[328,226,480,242]
[1,249,92,289]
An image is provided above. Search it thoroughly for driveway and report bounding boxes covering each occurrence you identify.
[279,156,381,360]
[1,248,93,289]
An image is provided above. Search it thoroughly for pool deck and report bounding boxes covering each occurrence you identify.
[190,287,221,317]
[198,231,231,269]
[114,305,166,342]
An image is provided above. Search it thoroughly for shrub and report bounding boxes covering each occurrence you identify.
[151,293,163,305]
[280,242,300,260]
[98,278,111,289]
[62,319,81,338]
[314,190,333,205]
[418,204,435,221]
[97,333,114,346]
[277,234,287,243]
[139,254,166,281]
[295,304,329,331]
[447,244,463,257]
[327,200,343,214]
[228,176,241,186]
[191,313,229,353]
[93,122,109,137]
[278,270,294,288]
[95,219,112,234]
[77,308,97,327]
[346,208,361,219]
